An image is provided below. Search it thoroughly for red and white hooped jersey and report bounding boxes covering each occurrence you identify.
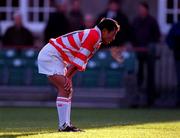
[49,26,102,71]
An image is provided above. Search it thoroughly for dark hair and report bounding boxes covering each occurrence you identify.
[97,18,120,32]
[140,1,149,10]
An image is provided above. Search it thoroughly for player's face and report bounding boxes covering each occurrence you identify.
[102,29,118,45]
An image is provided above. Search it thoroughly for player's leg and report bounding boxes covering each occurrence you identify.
[48,75,72,130]
[48,74,71,97]
[48,75,83,132]
[38,43,82,132]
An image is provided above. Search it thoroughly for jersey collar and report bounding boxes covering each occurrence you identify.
[94,26,102,42]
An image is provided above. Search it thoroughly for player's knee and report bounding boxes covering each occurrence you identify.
[57,88,71,98]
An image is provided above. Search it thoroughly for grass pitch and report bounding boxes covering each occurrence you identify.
[0,107,180,138]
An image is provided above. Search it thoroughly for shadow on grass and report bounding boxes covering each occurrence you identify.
[0,133,35,138]
[72,108,180,129]
[0,131,55,138]
[0,107,180,137]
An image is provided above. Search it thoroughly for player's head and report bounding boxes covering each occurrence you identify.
[97,18,120,45]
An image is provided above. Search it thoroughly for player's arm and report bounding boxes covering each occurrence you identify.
[66,64,78,79]
[72,30,99,71]
[64,65,78,92]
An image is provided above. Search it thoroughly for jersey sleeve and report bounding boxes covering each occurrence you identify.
[72,30,100,71]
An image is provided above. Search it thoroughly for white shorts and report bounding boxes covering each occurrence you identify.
[37,43,68,76]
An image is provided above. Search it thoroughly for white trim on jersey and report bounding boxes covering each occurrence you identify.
[73,58,85,67]
[82,29,90,43]
[52,39,75,60]
[73,33,81,47]
[79,47,91,57]
[61,37,78,51]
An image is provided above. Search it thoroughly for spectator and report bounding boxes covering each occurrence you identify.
[96,0,132,61]
[82,13,95,29]
[0,21,1,43]
[97,0,132,47]
[2,11,34,47]
[166,21,180,107]
[44,0,70,43]
[68,0,84,31]
[0,23,1,48]
[132,1,161,107]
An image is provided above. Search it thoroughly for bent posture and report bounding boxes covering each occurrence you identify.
[37,18,120,132]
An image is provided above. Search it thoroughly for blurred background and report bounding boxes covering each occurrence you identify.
[0,0,179,109]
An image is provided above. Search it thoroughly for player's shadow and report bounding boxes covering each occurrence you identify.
[72,108,180,129]
[0,134,30,138]
[0,131,55,138]
[1,108,180,137]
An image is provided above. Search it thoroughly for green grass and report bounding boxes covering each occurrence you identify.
[0,107,180,138]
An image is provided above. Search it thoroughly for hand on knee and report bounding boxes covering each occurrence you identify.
[64,77,72,92]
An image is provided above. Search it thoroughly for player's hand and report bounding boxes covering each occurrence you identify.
[64,77,72,93]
